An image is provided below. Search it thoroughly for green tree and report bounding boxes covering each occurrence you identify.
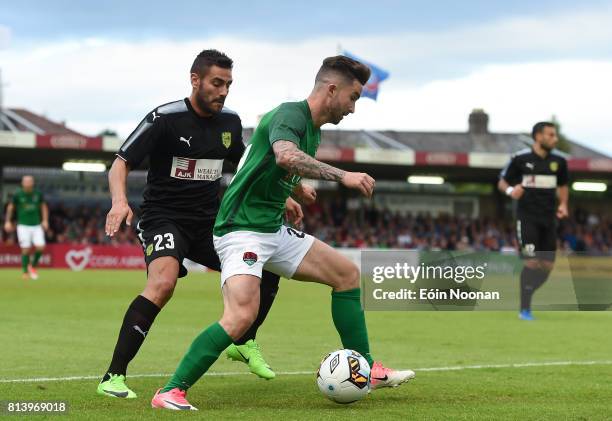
[97,129,118,137]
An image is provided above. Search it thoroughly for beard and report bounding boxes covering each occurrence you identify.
[195,90,224,115]
[328,104,344,125]
[541,142,553,152]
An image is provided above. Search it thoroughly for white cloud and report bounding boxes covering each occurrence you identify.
[340,60,612,155]
[339,6,612,79]
[1,6,612,155]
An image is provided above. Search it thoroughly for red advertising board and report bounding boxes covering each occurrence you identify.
[36,134,103,150]
[0,245,145,271]
[0,246,53,268]
[415,151,469,166]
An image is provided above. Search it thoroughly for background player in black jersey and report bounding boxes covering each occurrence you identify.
[499,122,569,320]
[97,50,310,398]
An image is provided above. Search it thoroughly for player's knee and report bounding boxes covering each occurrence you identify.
[144,269,177,306]
[235,309,257,334]
[221,306,257,340]
[333,262,360,291]
[144,282,176,307]
[156,280,176,301]
[539,260,554,272]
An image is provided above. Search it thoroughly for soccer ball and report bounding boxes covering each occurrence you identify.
[316,349,371,404]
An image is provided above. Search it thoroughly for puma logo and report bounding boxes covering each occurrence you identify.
[133,325,148,338]
[179,136,192,147]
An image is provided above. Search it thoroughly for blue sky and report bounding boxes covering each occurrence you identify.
[4,0,601,41]
[1,0,612,154]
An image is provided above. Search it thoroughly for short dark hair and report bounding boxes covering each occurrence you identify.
[191,49,233,78]
[315,55,371,86]
[532,121,556,140]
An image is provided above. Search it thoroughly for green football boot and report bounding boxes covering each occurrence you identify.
[97,374,137,398]
[226,340,276,380]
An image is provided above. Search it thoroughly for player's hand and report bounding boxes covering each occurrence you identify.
[105,199,134,237]
[3,221,13,233]
[285,197,304,228]
[556,203,569,219]
[41,220,49,231]
[294,183,317,205]
[510,185,525,200]
[341,172,375,198]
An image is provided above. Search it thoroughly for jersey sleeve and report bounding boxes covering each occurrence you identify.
[116,109,165,169]
[268,104,307,146]
[557,158,569,186]
[499,155,522,185]
[226,118,246,166]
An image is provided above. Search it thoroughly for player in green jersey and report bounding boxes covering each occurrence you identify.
[152,56,414,410]
[4,175,48,280]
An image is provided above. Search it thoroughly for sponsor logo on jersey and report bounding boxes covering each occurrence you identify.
[243,251,258,266]
[170,157,224,181]
[222,132,232,148]
[172,157,197,179]
[280,173,301,190]
[179,136,192,147]
[526,162,534,170]
[521,174,557,189]
[550,161,559,172]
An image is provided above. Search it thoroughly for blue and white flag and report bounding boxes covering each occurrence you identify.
[343,50,390,100]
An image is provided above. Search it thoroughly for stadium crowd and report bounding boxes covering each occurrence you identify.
[302,200,611,255]
[1,202,610,255]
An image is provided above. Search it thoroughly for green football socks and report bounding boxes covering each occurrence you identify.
[21,254,29,273]
[32,250,42,267]
[331,288,374,366]
[162,322,233,392]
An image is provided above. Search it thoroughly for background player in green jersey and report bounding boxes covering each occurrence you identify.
[152,56,414,411]
[4,175,48,280]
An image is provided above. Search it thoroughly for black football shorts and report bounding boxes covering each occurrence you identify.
[136,217,220,278]
[515,217,557,262]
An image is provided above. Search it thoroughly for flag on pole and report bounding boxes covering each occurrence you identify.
[342,50,390,100]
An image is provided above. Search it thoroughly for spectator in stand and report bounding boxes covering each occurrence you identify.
[2,201,611,254]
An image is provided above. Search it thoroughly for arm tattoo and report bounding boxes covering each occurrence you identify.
[273,141,345,182]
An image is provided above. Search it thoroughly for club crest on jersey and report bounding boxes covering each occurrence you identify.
[243,251,258,266]
[550,161,559,172]
[222,132,232,148]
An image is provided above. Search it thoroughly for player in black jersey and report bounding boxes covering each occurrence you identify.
[97,50,309,398]
[499,122,569,320]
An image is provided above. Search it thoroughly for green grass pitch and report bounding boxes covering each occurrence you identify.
[1,269,611,420]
